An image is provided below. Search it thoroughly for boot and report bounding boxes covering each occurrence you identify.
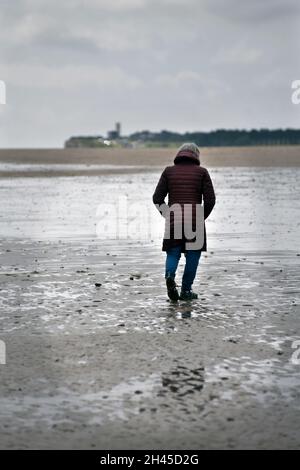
[166,275,179,301]
[180,289,198,301]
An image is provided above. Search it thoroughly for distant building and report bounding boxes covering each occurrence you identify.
[107,122,121,140]
[65,136,106,148]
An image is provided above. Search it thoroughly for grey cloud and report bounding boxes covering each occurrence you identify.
[0,0,299,147]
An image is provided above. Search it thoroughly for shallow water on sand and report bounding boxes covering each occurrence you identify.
[0,167,300,449]
[0,167,299,248]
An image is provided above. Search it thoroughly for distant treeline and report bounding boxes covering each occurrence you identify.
[65,128,300,148]
[130,129,300,146]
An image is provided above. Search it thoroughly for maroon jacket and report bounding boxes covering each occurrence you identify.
[152,156,216,252]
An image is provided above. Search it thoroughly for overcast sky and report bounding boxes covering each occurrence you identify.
[0,0,300,147]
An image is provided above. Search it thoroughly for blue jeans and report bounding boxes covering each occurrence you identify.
[165,246,201,292]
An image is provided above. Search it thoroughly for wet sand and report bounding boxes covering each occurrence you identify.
[0,145,299,178]
[0,155,300,449]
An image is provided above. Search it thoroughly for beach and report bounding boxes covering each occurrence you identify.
[0,146,300,449]
[0,145,300,178]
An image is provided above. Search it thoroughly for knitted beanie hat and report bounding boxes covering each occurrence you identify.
[174,142,200,165]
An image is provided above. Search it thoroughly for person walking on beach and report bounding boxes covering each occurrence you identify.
[153,143,216,301]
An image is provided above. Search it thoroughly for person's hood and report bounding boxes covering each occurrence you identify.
[174,148,200,165]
